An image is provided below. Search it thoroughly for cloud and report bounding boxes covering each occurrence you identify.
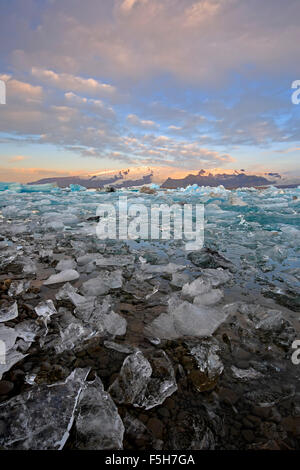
[31,67,115,97]
[0,0,299,177]
[0,75,43,103]
[5,0,298,85]
[120,0,148,13]
[9,155,28,162]
[127,113,158,128]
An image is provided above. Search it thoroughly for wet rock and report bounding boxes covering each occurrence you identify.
[147,418,164,439]
[187,248,235,272]
[0,381,14,396]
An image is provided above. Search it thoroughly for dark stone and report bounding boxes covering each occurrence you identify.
[218,387,239,405]
[0,381,14,396]
[147,418,164,440]
[241,429,255,442]
[0,420,7,436]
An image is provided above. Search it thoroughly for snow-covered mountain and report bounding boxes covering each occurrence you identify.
[29,166,285,189]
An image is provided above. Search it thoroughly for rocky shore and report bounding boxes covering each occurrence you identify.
[0,185,299,450]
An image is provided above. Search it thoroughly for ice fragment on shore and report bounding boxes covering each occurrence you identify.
[193,289,224,306]
[147,301,229,340]
[231,365,263,381]
[75,376,124,450]
[54,322,96,353]
[173,302,228,338]
[8,281,29,297]
[109,351,152,405]
[0,349,27,380]
[201,268,232,287]
[0,302,18,322]
[56,258,77,271]
[44,269,79,285]
[109,350,177,410]
[81,270,123,296]
[0,368,90,449]
[15,320,42,343]
[56,282,95,310]
[95,255,134,267]
[182,277,212,299]
[34,299,57,325]
[98,311,127,337]
[141,262,185,275]
[186,338,224,391]
[0,325,18,351]
[170,272,192,288]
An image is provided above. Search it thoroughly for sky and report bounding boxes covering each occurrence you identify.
[0,0,300,183]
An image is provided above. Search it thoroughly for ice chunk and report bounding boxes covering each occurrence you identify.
[0,302,18,322]
[231,366,263,381]
[95,255,135,267]
[34,299,57,325]
[142,263,185,275]
[98,311,127,337]
[81,270,123,296]
[39,249,53,261]
[54,322,96,353]
[0,325,18,351]
[170,272,192,288]
[109,350,177,410]
[56,259,77,271]
[0,368,90,449]
[0,349,27,380]
[201,268,232,287]
[75,376,124,450]
[228,194,247,206]
[109,351,152,405]
[8,281,29,297]
[185,338,223,391]
[69,184,86,192]
[14,320,42,343]
[44,269,80,285]
[55,282,94,310]
[173,302,228,338]
[145,313,178,340]
[147,301,229,340]
[141,350,177,410]
[193,288,224,306]
[182,277,212,299]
